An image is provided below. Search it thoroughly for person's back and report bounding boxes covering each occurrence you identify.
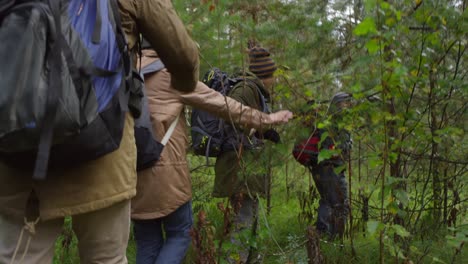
[131,47,292,263]
[0,1,200,263]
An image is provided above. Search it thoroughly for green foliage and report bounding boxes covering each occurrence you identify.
[53,0,467,263]
[182,0,467,262]
[446,225,468,250]
[354,17,377,36]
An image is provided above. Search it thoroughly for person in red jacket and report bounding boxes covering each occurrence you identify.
[293,92,353,239]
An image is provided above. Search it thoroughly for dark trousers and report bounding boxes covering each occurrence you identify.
[133,201,193,264]
[309,164,349,238]
[228,194,259,263]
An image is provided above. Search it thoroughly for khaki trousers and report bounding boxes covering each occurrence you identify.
[0,200,131,264]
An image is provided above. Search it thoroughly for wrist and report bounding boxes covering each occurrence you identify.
[262,113,273,125]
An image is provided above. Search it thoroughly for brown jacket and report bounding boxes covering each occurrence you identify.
[131,52,274,219]
[118,0,199,92]
[0,0,199,221]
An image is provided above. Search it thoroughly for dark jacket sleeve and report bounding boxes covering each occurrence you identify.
[118,0,199,92]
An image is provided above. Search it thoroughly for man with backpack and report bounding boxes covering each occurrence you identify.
[0,0,200,263]
[211,45,282,263]
[131,42,292,264]
[292,92,353,239]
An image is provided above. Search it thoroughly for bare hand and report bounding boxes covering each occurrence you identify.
[268,110,293,124]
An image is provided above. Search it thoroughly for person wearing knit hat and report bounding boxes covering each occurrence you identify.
[248,46,277,79]
[212,45,282,263]
[248,46,277,94]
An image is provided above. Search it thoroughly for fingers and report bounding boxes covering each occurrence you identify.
[271,110,293,123]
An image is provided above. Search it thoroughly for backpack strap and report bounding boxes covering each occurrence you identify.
[108,0,130,76]
[160,115,180,146]
[59,0,125,109]
[33,0,63,181]
[0,0,15,18]
[232,78,270,113]
[92,0,102,43]
[254,85,270,113]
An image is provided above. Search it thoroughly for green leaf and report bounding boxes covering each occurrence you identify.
[354,17,377,36]
[385,17,396,27]
[317,122,329,130]
[317,149,335,163]
[351,83,362,94]
[387,176,406,186]
[333,165,346,174]
[380,2,390,10]
[389,152,398,163]
[396,11,402,21]
[367,220,384,235]
[446,238,462,249]
[319,131,329,143]
[365,38,380,54]
[386,200,399,215]
[392,224,410,238]
[364,0,377,12]
[378,186,392,206]
[369,156,383,168]
[432,257,445,263]
[394,189,409,207]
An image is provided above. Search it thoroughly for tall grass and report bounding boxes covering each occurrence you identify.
[53,157,466,263]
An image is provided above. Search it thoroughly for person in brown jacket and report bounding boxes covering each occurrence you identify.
[0,1,199,263]
[131,46,292,264]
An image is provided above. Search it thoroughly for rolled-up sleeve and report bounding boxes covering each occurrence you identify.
[119,0,199,92]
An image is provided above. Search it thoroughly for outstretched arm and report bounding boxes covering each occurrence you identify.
[180,81,293,130]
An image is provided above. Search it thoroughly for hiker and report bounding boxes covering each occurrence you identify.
[131,43,293,264]
[0,0,199,263]
[293,92,353,239]
[212,45,282,263]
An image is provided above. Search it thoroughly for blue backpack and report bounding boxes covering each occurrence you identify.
[191,68,268,157]
[0,0,135,180]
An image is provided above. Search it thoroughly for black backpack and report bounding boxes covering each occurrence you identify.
[134,59,165,171]
[0,0,136,180]
[190,68,268,157]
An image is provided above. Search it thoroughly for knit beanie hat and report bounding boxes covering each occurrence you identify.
[329,92,353,114]
[248,46,277,79]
